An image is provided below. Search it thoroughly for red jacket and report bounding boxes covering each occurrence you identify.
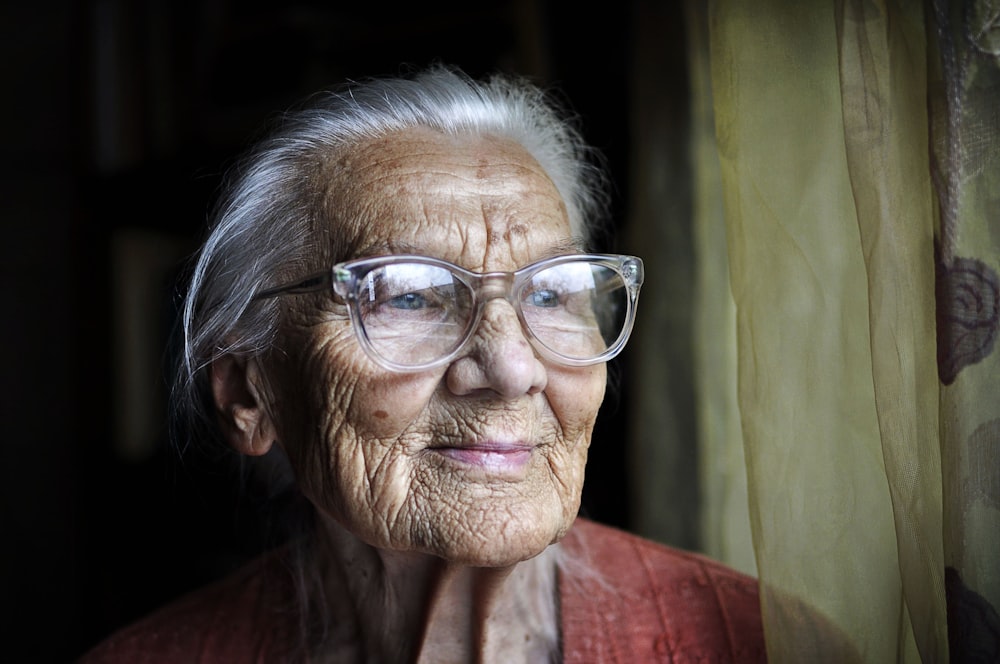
[80,518,766,662]
[561,519,766,662]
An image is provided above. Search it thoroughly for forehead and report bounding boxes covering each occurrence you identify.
[328,127,578,267]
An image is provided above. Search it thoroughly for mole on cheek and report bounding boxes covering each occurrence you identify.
[374,410,389,419]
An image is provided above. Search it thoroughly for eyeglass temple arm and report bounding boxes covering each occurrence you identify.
[254,271,333,300]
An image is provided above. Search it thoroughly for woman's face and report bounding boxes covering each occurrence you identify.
[260,128,606,566]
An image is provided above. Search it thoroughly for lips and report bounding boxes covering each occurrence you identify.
[431,442,534,474]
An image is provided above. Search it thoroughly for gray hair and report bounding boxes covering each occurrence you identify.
[173,64,610,447]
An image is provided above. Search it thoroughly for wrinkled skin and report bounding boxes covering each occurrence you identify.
[213,127,607,661]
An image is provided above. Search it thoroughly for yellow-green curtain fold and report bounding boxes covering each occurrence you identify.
[697,0,983,659]
[629,0,998,657]
[687,2,757,577]
[836,1,946,660]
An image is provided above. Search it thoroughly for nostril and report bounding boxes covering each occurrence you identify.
[483,347,548,399]
[445,312,548,398]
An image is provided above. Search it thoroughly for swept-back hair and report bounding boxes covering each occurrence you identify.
[173,64,610,449]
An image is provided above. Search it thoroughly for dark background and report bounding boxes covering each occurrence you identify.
[1,2,682,661]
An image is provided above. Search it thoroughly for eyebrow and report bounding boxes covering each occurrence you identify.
[352,236,589,261]
[535,237,590,257]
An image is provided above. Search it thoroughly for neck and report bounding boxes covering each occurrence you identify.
[310,515,560,663]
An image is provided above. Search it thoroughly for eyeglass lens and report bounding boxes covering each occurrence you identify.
[354,260,628,367]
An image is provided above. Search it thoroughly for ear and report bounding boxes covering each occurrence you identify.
[210,354,276,457]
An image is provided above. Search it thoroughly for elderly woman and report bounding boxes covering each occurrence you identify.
[81,65,765,662]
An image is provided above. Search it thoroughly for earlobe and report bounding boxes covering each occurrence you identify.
[210,354,276,457]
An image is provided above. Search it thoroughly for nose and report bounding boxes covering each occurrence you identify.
[445,299,548,399]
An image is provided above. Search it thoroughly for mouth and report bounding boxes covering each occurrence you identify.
[430,442,534,475]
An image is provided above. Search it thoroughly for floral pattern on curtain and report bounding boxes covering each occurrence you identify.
[682,0,1000,660]
[931,0,1000,660]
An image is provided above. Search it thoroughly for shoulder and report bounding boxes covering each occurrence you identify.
[561,518,761,600]
[559,518,766,663]
[77,550,298,664]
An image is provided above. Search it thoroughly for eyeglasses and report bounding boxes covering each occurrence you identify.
[256,253,644,372]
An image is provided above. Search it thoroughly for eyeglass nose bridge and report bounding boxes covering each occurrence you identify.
[468,271,519,305]
[458,271,534,347]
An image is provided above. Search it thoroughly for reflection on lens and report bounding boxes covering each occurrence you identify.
[521,262,626,360]
[358,263,473,366]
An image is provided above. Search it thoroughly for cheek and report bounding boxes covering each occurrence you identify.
[266,328,445,521]
[548,364,607,437]
[542,364,606,510]
[343,372,442,439]
[273,322,441,442]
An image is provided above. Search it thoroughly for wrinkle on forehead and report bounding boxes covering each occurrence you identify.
[486,222,528,258]
[354,236,587,265]
[323,127,575,269]
[479,198,529,263]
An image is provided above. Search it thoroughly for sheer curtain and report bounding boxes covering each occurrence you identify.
[677,0,999,660]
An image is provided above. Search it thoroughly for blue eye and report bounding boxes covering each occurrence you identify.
[389,292,427,309]
[527,289,560,308]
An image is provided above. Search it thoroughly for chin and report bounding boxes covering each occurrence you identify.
[414,501,578,568]
[429,537,553,568]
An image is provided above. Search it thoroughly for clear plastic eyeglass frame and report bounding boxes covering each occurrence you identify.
[256,253,644,373]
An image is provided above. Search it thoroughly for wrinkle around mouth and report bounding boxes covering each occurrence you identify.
[414,390,559,452]
[419,407,543,451]
[426,440,536,452]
